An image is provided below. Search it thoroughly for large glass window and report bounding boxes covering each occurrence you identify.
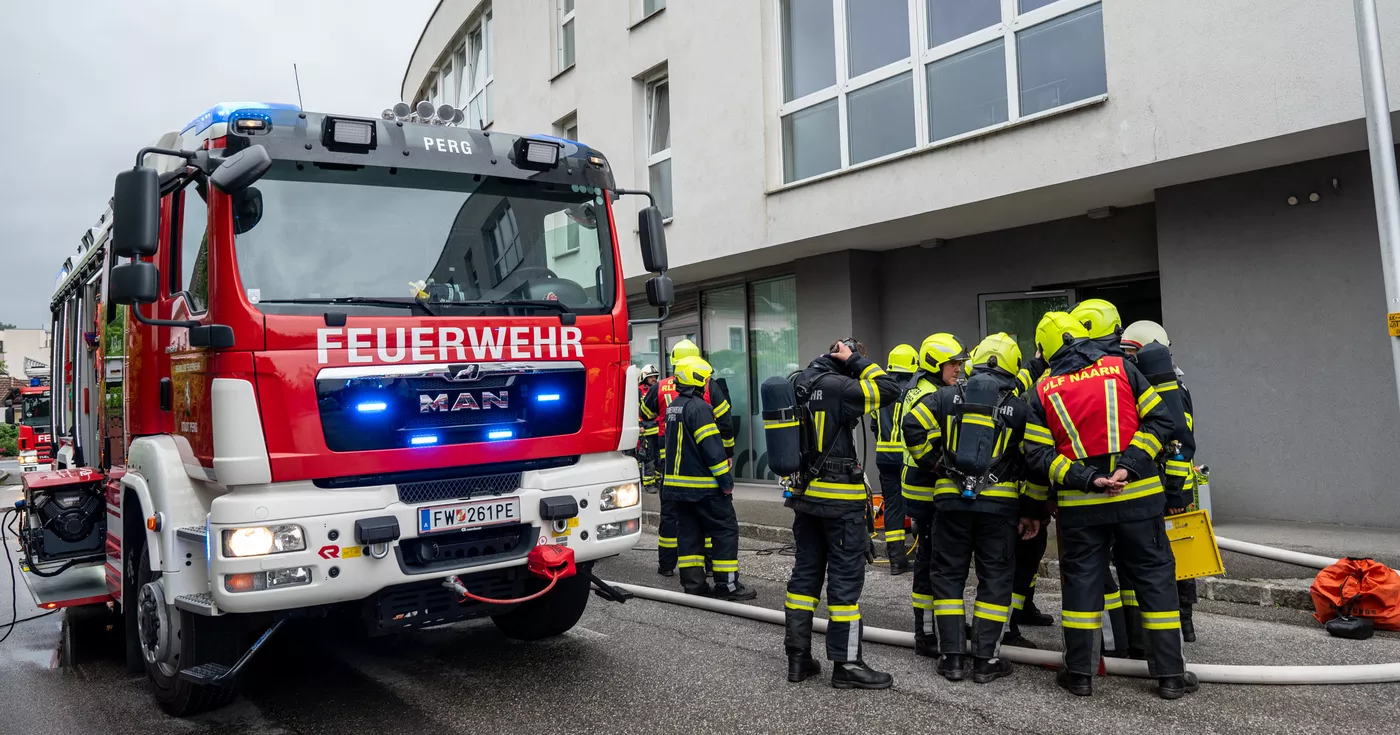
[778,0,1106,182]
[702,286,749,475]
[466,10,494,128]
[746,276,799,480]
[630,323,660,371]
[233,162,616,314]
[176,182,209,312]
[558,0,576,72]
[646,75,673,218]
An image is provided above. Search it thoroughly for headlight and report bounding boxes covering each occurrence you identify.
[18,455,35,464]
[224,566,313,593]
[595,518,641,540]
[222,524,306,558]
[600,482,640,511]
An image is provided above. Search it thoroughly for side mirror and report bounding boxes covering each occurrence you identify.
[638,206,668,273]
[645,274,674,308]
[3,407,13,424]
[109,261,160,305]
[112,167,160,258]
[211,145,272,194]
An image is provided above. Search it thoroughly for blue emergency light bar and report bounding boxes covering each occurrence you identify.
[536,394,561,402]
[182,101,301,135]
[487,430,514,440]
[409,435,439,446]
[356,401,388,413]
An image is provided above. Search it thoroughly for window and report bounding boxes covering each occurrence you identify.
[646,75,673,218]
[175,182,209,312]
[643,0,666,18]
[631,324,660,371]
[728,325,745,352]
[465,10,494,128]
[483,202,523,280]
[746,276,798,480]
[558,0,576,72]
[441,59,455,107]
[648,337,660,354]
[777,0,1105,183]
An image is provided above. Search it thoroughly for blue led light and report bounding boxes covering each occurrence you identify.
[356,401,388,413]
[488,430,514,440]
[536,394,561,402]
[181,101,301,135]
[410,435,439,446]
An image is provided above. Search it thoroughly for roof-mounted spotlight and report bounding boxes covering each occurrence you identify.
[392,102,412,121]
[512,137,563,171]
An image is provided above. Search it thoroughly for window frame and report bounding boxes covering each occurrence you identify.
[465,9,494,128]
[169,176,211,315]
[645,73,673,220]
[641,0,666,21]
[775,0,1105,185]
[558,0,577,73]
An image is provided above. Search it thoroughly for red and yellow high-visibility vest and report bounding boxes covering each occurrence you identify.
[1036,356,1139,459]
[655,375,712,439]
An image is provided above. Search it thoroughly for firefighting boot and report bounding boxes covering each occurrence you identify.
[831,661,893,690]
[1181,605,1197,643]
[1157,672,1200,700]
[787,650,821,683]
[886,540,909,576]
[712,582,758,602]
[656,565,675,577]
[915,639,938,659]
[1056,669,1093,697]
[1012,600,1054,627]
[936,654,968,682]
[1001,622,1037,649]
[972,657,1014,684]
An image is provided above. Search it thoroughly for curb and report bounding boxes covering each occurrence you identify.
[642,510,794,546]
[1037,559,1316,612]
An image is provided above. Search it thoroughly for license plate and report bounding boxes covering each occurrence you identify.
[418,497,521,534]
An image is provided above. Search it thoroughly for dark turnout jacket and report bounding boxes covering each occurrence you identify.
[662,386,735,502]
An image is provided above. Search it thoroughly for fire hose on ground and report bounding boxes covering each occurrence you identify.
[602,535,1400,686]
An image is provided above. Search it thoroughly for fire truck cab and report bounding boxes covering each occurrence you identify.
[24,101,673,715]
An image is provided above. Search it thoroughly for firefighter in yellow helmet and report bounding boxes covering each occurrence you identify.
[1123,320,1202,643]
[642,340,736,577]
[664,358,755,601]
[1022,312,1196,700]
[898,333,968,657]
[638,364,662,493]
[871,344,918,574]
[903,333,1046,684]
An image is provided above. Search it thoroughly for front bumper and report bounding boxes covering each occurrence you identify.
[205,452,640,614]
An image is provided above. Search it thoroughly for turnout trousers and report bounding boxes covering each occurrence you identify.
[784,507,868,662]
[928,511,1017,659]
[877,465,907,548]
[1059,516,1185,677]
[658,487,712,573]
[906,499,937,648]
[1011,521,1049,616]
[675,494,740,594]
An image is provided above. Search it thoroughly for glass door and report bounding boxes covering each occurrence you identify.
[979,290,1072,361]
[659,326,698,376]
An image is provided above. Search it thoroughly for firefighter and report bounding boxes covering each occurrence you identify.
[1070,298,1142,657]
[871,343,918,575]
[644,342,736,577]
[638,364,661,493]
[664,357,755,601]
[1022,312,1198,700]
[1004,348,1054,648]
[906,333,1046,684]
[898,333,968,658]
[784,338,900,689]
[1122,319,1201,642]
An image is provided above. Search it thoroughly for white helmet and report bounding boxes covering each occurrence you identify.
[1121,320,1170,351]
[639,363,660,380]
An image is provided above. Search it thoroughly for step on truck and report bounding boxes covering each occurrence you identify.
[18,101,674,715]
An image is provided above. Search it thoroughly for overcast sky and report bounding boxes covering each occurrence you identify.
[0,0,437,329]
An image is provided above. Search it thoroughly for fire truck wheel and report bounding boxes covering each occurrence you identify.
[135,551,242,716]
[490,571,590,641]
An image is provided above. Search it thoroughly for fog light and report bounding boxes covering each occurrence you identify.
[222,524,306,557]
[595,518,640,540]
[600,482,639,511]
[224,566,313,593]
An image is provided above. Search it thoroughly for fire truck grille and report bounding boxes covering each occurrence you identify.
[397,472,523,505]
[371,569,526,631]
[410,375,513,391]
[403,406,523,429]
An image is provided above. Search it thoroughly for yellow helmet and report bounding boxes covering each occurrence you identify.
[670,339,700,364]
[674,356,713,387]
[1070,299,1122,339]
[968,333,1022,376]
[918,333,968,373]
[886,344,918,374]
[1035,311,1089,360]
[1121,320,1171,351]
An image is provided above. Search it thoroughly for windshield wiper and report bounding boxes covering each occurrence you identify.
[258,297,438,317]
[456,299,577,324]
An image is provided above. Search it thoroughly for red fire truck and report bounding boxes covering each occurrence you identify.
[6,385,54,472]
[19,101,672,715]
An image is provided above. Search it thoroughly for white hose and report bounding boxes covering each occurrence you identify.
[1214,536,1338,570]
[607,581,1400,685]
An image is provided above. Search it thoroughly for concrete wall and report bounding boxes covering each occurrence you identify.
[1157,151,1400,527]
[876,205,1159,354]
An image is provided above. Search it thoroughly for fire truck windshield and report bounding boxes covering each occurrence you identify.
[233,162,617,314]
[20,394,50,428]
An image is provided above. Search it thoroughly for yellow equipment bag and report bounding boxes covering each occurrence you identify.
[1166,510,1225,581]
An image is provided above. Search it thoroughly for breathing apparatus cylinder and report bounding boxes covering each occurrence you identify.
[949,374,1004,499]
[760,376,804,480]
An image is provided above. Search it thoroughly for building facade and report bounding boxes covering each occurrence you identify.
[0,329,51,382]
[404,0,1400,526]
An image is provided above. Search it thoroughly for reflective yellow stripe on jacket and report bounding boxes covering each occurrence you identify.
[932,478,1020,500]
[1057,476,1164,507]
[805,480,865,501]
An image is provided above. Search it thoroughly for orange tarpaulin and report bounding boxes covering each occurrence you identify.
[1312,557,1400,631]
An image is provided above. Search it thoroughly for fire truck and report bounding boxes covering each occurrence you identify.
[19,101,673,715]
[5,384,54,472]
